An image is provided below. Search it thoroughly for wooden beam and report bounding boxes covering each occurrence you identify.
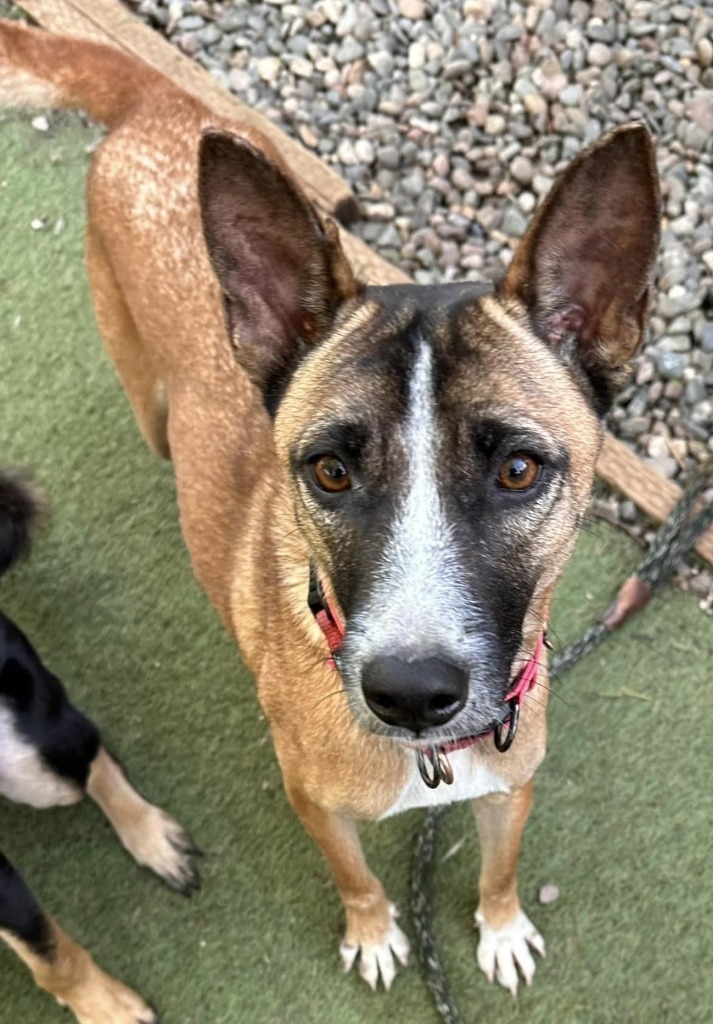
[597,434,713,565]
[17,0,360,223]
[15,0,713,566]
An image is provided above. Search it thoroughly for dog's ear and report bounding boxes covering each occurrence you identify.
[502,124,660,412]
[199,130,359,408]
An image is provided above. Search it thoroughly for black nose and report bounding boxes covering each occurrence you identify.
[361,655,469,733]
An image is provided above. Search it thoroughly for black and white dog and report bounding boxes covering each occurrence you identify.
[0,469,198,1024]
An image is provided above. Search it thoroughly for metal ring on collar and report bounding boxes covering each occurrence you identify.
[416,746,454,789]
[493,698,520,753]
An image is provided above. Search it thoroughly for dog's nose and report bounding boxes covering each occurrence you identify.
[361,655,468,733]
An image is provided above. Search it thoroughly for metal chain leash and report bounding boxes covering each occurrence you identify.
[411,806,460,1024]
[411,460,713,1024]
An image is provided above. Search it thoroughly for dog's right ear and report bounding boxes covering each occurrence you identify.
[199,130,359,407]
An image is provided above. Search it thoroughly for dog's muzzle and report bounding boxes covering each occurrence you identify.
[307,564,546,788]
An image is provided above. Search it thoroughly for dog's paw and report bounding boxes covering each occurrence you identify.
[122,805,201,896]
[340,904,410,991]
[58,968,159,1024]
[475,909,545,995]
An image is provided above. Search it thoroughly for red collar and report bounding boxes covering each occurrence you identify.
[308,568,344,668]
[440,630,545,754]
[307,566,545,757]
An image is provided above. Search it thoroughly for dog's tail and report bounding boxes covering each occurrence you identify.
[0,18,164,128]
[0,469,45,578]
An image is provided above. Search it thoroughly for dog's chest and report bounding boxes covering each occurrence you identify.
[379,748,509,819]
[0,704,80,809]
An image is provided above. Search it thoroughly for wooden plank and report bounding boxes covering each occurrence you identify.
[16,0,713,566]
[18,0,360,222]
[597,434,713,565]
[597,433,680,523]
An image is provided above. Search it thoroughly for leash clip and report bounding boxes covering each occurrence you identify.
[493,697,520,753]
[416,746,454,789]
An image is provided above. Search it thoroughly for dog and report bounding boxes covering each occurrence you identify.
[0,467,199,1024]
[0,18,660,997]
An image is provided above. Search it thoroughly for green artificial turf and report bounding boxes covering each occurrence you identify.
[0,110,711,1024]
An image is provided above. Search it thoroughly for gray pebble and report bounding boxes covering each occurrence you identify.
[701,323,713,354]
[510,156,534,186]
[444,59,474,81]
[354,138,375,164]
[538,884,560,905]
[179,15,205,31]
[588,42,613,66]
[378,146,401,171]
[645,456,679,480]
[657,335,691,353]
[620,500,638,524]
[635,358,656,386]
[501,205,528,237]
[335,38,364,64]
[691,401,713,426]
[656,352,688,380]
[560,84,584,106]
[685,378,707,406]
[620,416,650,439]
[367,51,394,77]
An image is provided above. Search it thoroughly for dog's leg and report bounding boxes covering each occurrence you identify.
[288,787,409,989]
[85,226,170,460]
[471,779,544,994]
[86,746,199,894]
[0,853,157,1024]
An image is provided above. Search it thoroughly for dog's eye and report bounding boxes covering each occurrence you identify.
[312,455,352,493]
[497,452,540,491]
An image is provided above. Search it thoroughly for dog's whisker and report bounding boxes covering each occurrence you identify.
[311,687,350,709]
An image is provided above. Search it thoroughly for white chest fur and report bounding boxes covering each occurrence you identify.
[379,747,510,819]
[0,705,81,809]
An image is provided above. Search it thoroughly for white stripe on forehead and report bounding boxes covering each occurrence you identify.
[352,336,474,660]
[396,336,451,585]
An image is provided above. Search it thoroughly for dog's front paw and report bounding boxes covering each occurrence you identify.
[58,965,159,1024]
[122,805,201,895]
[340,903,410,991]
[475,909,545,995]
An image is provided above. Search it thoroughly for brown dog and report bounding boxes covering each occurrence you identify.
[0,17,660,1008]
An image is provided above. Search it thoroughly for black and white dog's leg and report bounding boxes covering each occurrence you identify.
[0,613,199,892]
[0,853,158,1024]
[86,746,200,894]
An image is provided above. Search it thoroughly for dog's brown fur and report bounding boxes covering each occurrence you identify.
[1,916,155,1024]
[0,18,660,999]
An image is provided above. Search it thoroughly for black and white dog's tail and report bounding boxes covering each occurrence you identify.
[0,469,44,578]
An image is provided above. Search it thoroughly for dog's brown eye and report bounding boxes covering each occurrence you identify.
[497,452,540,491]
[313,455,351,493]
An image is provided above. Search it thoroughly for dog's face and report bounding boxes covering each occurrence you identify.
[199,125,660,744]
[273,285,602,741]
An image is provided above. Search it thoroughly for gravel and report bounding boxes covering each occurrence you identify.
[125,0,711,491]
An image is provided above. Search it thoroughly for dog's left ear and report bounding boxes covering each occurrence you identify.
[502,124,660,412]
[199,130,358,406]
